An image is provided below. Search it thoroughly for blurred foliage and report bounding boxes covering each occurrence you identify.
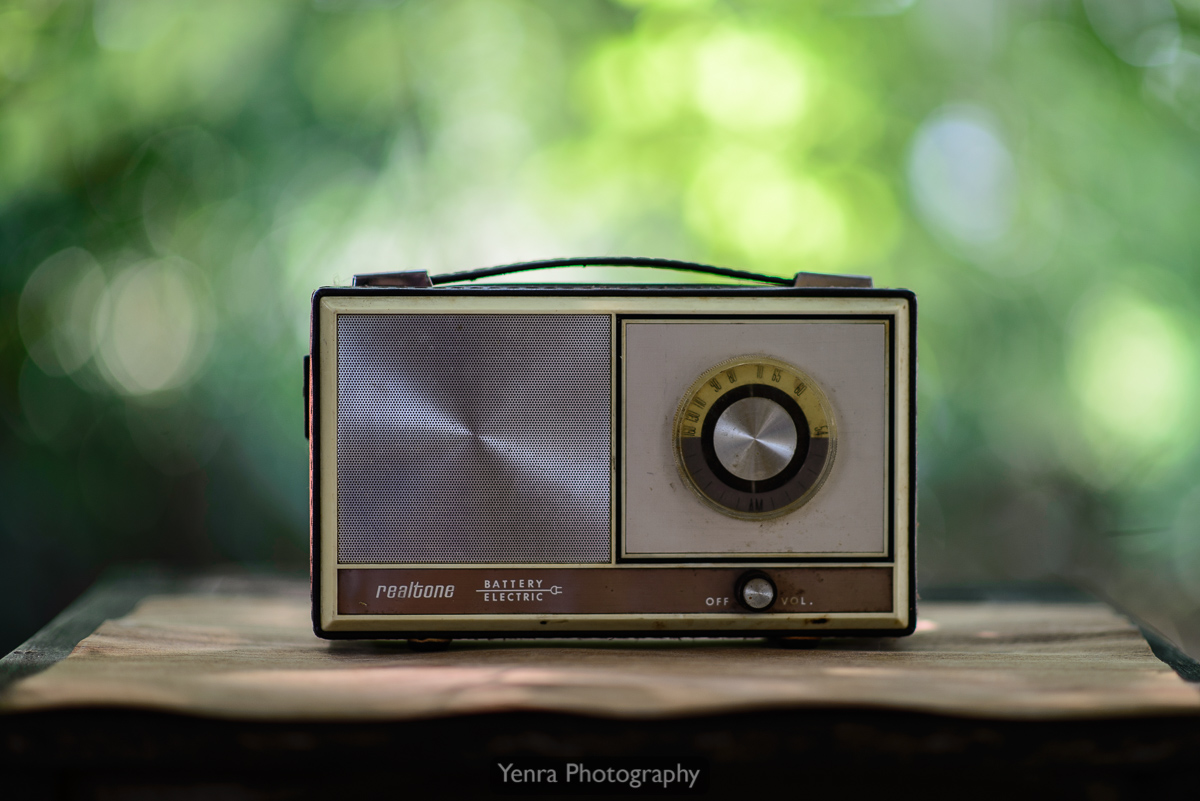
[4,0,1200,652]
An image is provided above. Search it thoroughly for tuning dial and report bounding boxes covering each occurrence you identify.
[673,356,837,520]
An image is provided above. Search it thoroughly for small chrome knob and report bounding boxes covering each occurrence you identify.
[737,572,777,611]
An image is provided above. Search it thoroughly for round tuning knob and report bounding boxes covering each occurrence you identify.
[712,396,798,481]
[673,356,837,520]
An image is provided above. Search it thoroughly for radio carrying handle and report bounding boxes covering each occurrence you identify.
[351,257,873,289]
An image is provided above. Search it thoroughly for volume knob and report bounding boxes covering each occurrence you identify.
[737,572,777,612]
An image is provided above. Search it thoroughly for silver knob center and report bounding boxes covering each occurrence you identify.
[712,397,798,481]
[741,577,776,610]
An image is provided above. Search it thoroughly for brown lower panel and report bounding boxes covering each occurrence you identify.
[337,567,892,615]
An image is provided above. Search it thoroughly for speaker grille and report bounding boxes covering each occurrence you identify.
[336,314,612,564]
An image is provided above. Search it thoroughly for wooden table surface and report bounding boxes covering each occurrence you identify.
[3,571,1198,799]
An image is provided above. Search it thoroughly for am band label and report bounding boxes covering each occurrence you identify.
[337,567,893,615]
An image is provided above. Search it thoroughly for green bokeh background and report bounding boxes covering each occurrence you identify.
[3,0,1200,654]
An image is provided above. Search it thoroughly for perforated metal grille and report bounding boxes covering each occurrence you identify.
[336,314,612,564]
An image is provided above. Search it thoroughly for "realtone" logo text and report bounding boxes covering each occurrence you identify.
[375,582,455,599]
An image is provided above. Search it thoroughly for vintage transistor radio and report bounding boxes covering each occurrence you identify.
[306,258,916,642]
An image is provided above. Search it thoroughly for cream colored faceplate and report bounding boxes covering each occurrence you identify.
[624,321,887,556]
[316,294,912,633]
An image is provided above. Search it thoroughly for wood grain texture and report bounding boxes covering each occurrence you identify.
[2,587,1198,722]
